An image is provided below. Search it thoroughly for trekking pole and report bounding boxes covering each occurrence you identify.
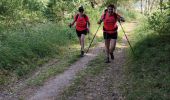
[68,27,72,50]
[86,24,101,53]
[87,31,91,45]
[67,25,72,50]
[118,21,135,55]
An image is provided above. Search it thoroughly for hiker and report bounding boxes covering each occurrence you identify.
[69,6,90,57]
[98,4,125,63]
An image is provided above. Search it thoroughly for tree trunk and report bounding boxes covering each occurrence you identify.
[150,0,155,12]
[141,0,143,14]
[148,0,150,13]
[160,0,163,13]
[144,0,147,14]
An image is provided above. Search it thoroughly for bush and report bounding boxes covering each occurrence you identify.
[0,0,19,17]
[148,11,170,35]
[117,7,137,21]
[22,0,45,11]
[123,15,170,100]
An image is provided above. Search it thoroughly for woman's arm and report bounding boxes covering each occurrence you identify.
[69,20,76,28]
[117,14,125,22]
[98,14,104,24]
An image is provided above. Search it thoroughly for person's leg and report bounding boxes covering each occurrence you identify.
[109,32,117,60]
[76,30,84,56]
[105,39,110,57]
[105,39,111,63]
[80,30,87,57]
[78,37,81,45]
[103,32,111,63]
[110,39,116,59]
[76,30,81,45]
[110,39,116,52]
[81,34,85,51]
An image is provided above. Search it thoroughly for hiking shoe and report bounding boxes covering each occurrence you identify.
[80,51,84,57]
[105,57,110,63]
[110,53,114,60]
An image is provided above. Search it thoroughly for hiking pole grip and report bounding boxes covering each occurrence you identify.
[118,21,135,55]
[86,24,101,53]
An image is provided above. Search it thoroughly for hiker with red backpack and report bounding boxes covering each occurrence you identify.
[69,6,90,57]
[98,4,125,63]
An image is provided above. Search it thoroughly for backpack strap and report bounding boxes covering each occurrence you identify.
[75,14,79,21]
[113,13,118,20]
[103,9,118,21]
[103,10,118,31]
[83,14,87,20]
[103,9,108,20]
[75,14,87,22]
[75,14,88,30]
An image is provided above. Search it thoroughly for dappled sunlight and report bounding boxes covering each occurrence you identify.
[69,44,80,49]
[96,29,103,37]
[121,22,138,33]
[85,53,96,57]
[116,43,128,49]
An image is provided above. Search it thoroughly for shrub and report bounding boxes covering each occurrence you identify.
[148,11,170,35]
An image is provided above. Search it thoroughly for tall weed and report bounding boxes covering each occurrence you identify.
[0,22,77,77]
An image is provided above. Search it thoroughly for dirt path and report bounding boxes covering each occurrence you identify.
[59,45,126,100]
[60,21,138,100]
[29,22,137,100]
[26,43,104,100]
[1,21,137,100]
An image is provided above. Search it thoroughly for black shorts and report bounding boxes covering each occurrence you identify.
[103,32,118,39]
[76,29,87,37]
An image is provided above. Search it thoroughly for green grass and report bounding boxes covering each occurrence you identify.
[0,22,78,85]
[123,18,170,100]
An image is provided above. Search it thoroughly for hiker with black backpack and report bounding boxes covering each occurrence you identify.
[98,4,125,63]
[69,6,90,57]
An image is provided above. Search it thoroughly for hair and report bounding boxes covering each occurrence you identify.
[78,6,84,12]
[107,4,116,9]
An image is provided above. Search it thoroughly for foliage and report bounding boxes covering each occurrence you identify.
[117,7,137,21]
[125,34,170,100]
[148,10,170,35]
[123,11,170,100]
[0,0,20,19]
[103,0,137,7]
[22,0,45,11]
[44,0,75,21]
